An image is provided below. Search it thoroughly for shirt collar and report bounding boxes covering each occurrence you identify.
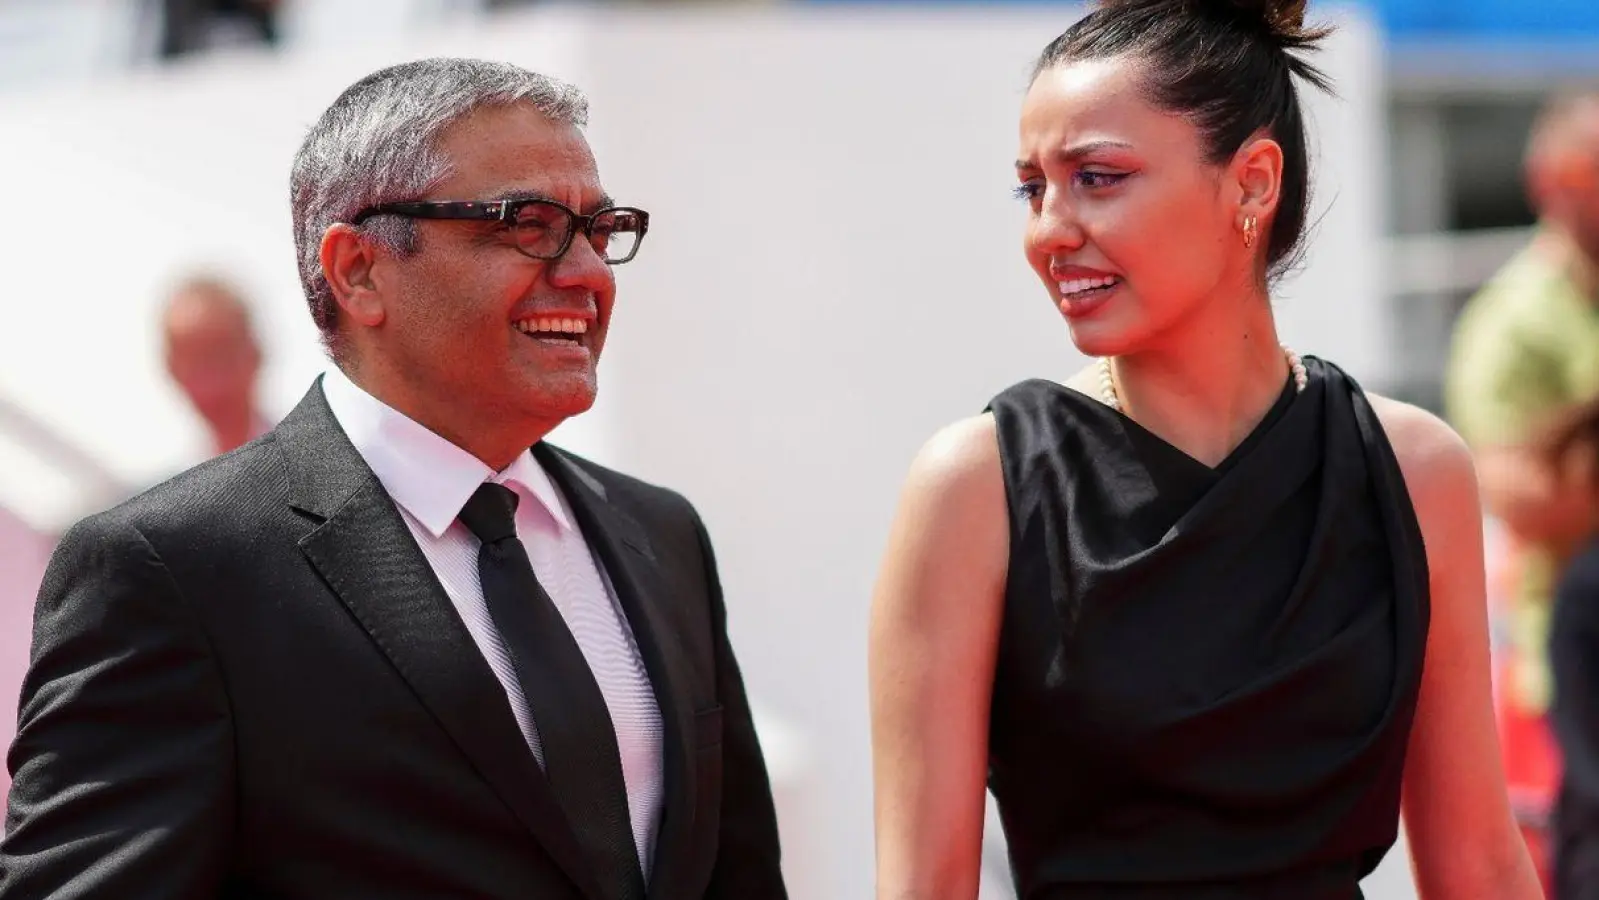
[319,366,574,537]
[498,448,576,535]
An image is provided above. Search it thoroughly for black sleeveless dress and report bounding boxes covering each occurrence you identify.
[984,356,1429,900]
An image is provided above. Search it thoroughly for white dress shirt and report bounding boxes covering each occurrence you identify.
[321,367,664,874]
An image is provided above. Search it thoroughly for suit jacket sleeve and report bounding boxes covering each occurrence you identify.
[692,513,788,900]
[0,516,234,898]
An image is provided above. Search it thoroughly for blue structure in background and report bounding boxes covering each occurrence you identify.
[799,0,1599,41]
[1381,0,1599,39]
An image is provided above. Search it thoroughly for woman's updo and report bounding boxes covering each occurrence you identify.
[1033,0,1334,277]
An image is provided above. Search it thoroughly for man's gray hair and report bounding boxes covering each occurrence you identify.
[290,58,588,352]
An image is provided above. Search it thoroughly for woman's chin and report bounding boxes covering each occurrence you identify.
[1064,318,1133,360]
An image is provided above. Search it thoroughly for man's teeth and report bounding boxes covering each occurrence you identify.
[514,317,589,336]
[1058,276,1119,296]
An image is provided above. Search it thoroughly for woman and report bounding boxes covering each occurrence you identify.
[867,0,1544,897]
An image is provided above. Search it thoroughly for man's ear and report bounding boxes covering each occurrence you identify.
[320,224,387,329]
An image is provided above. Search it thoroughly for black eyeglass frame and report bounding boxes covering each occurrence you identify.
[350,197,651,264]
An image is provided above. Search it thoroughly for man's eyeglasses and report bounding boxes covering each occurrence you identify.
[351,197,650,264]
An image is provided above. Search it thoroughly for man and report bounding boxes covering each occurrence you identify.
[1445,88,1599,883]
[161,273,273,457]
[1,58,786,899]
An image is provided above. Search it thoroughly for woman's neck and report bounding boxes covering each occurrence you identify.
[1109,295,1289,468]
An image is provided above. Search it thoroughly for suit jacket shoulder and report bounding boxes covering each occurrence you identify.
[536,445,715,580]
[75,434,294,567]
[541,445,697,521]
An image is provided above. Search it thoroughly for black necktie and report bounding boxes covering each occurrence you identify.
[458,483,645,900]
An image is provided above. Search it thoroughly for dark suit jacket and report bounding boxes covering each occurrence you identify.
[0,383,787,900]
[1553,538,1599,900]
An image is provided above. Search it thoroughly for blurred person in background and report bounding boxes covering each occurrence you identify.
[0,397,132,823]
[0,506,52,824]
[870,0,1541,897]
[1445,88,1599,877]
[161,273,274,457]
[1,58,785,900]
[1539,395,1599,900]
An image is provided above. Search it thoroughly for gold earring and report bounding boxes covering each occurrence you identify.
[1242,215,1258,250]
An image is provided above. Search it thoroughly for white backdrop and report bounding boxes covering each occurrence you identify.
[0,4,1406,897]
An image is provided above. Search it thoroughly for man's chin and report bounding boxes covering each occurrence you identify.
[523,378,598,421]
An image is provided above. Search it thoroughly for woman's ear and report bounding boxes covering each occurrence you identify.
[1232,135,1285,235]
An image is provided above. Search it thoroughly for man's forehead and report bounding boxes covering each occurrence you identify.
[166,287,246,324]
[438,103,592,157]
[432,107,604,199]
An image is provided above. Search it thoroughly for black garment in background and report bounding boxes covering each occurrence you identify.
[0,380,786,900]
[159,0,278,58]
[1551,537,1599,899]
[984,356,1430,899]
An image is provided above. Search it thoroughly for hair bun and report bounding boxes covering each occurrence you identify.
[1231,0,1309,34]
[1099,0,1316,43]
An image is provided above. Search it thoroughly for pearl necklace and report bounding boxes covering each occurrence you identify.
[1098,345,1308,413]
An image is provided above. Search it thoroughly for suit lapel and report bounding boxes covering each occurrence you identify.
[274,382,608,900]
[534,445,699,900]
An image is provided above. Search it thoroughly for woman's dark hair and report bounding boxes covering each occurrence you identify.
[1032,0,1333,278]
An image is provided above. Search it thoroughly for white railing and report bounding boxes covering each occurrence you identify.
[1388,225,1536,298]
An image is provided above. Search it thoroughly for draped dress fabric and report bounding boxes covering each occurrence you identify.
[983,356,1430,899]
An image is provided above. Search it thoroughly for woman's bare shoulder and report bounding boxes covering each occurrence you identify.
[901,414,1003,502]
[1366,393,1481,542]
[1367,394,1476,487]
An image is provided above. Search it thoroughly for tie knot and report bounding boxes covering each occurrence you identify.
[459,482,520,545]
